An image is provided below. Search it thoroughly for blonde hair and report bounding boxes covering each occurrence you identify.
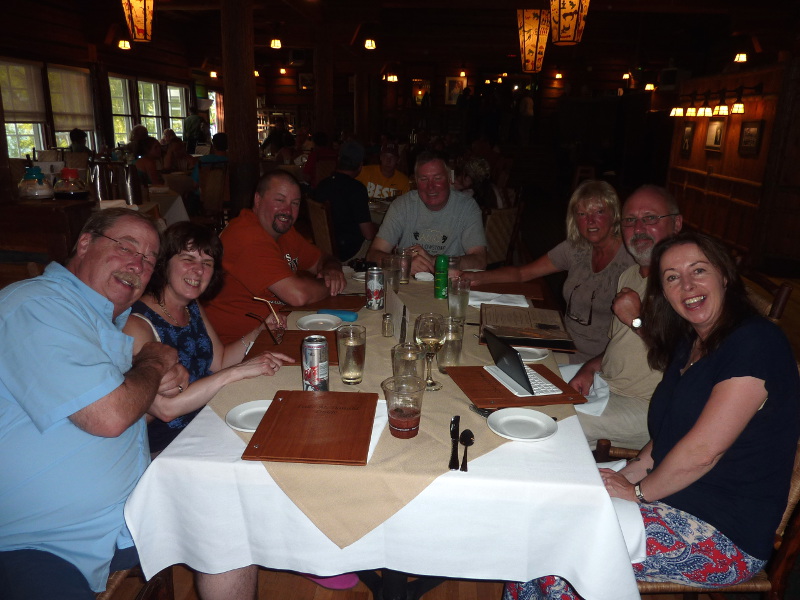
[565,180,621,245]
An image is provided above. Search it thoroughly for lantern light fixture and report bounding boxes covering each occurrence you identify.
[555,72,562,79]
[459,70,466,77]
[485,79,490,84]
[121,0,153,42]
[622,72,630,80]
[387,74,398,82]
[669,107,684,117]
[713,104,729,116]
[210,71,218,78]
[364,38,376,50]
[270,38,281,49]
[517,9,550,73]
[550,0,590,45]
[644,83,655,91]
[254,70,260,77]
[118,40,131,50]
[279,68,287,75]
[734,53,747,63]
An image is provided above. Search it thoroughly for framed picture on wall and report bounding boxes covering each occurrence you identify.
[705,118,725,152]
[298,73,314,91]
[738,120,765,156]
[445,76,467,105]
[680,121,695,158]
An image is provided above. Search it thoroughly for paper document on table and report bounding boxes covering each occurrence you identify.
[480,304,576,352]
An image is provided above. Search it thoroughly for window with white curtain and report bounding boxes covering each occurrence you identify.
[109,75,133,148]
[0,59,46,158]
[166,85,188,138]
[48,67,95,149]
[138,80,162,139]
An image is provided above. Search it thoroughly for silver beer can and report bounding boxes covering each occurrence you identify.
[365,266,385,310]
[301,335,329,391]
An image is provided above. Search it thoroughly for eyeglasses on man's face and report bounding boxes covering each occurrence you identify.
[98,233,157,270]
[566,284,596,327]
[619,214,679,228]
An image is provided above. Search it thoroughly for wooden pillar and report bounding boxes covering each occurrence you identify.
[353,70,370,141]
[220,0,259,215]
[314,42,335,136]
[0,87,12,204]
[90,62,114,151]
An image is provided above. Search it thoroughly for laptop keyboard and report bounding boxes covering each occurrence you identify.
[524,366,562,396]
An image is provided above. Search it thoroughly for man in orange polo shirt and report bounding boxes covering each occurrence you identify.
[204,170,346,344]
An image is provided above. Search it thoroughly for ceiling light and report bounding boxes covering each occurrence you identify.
[517,9,550,73]
[555,73,562,79]
[254,70,259,77]
[731,102,745,114]
[697,105,712,117]
[669,107,684,117]
[459,71,466,77]
[121,0,153,43]
[734,53,747,63]
[280,68,286,75]
[685,107,696,117]
[484,79,490,84]
[550,0,590,45]
[118,40,131,50]
[364,38,376,50]
[270,38,281,49]
[644,83,655,91]
[387,74,398,83]
[712,104,728,116]
[210,71,218,78]
[622,73,630,80]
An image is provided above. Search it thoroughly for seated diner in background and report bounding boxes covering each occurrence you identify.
[123,222,290,455]
[458,180,635,363]
[366,151,487,275]
[135,136,165,186]
[204,170,346,344]
[505,231,800,599]
[453,156,503,209]
[356,141,411,199]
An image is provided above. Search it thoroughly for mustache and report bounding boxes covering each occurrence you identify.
[114,271,143,289]
[630,233,654,244]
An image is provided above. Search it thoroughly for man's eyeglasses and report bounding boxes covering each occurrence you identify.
[98,234,157,270]
[619,214,679,228]
[566,284,596,327]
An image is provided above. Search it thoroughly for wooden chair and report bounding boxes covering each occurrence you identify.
[594,435,800,600]
[307,198,337,257]
[746,279,793,324]
[96,565,173,600]
[193,162,229,233]
[483,201,524,268]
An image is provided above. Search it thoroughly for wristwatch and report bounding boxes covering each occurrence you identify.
[634,482,649,504]
[630,317,643,332]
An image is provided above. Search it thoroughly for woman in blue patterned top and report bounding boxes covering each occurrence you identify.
[124,222,291,453]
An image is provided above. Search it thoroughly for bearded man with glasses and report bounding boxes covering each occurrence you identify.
[568,185,682,450]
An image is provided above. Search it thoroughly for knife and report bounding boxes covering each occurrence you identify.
[399,305,408,343]
[448,415,461,470]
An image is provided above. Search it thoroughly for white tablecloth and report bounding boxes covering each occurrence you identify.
[123,278,644,600]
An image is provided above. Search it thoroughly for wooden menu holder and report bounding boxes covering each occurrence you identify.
[447,364,586,410]
[249,330,339,365]
[242,390,379,466]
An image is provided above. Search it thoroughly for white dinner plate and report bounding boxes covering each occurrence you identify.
[225,400,271,432]
[487,407,558,442]
[352,271,366,281]
[514,347,550,362]
[296,314,343,331]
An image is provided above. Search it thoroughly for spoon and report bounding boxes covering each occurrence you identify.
[459,429,474,472]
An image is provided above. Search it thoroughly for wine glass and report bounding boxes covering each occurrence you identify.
[413,312,446,391]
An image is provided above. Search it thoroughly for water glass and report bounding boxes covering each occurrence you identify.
[447,255,461,278]
[448,276,470,322]
[392,342,425,378]
[381,256,401,293]
[437,317,464,374]
[381,376,426,439]
[336,324,366,385]
[397,247,413,284]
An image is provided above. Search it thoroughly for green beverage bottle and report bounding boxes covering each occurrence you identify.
[434,254,449,299]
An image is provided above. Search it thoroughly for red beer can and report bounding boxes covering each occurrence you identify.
[301,335,329,391]
[365,266,384,310]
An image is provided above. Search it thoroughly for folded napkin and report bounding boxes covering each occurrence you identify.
[468,291,529,309]
[597,459,647,563]
[99,200,137,210]
[414,272,434,281]
[558,363,610,416]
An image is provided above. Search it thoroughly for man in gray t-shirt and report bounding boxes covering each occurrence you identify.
[367,152,487,274]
